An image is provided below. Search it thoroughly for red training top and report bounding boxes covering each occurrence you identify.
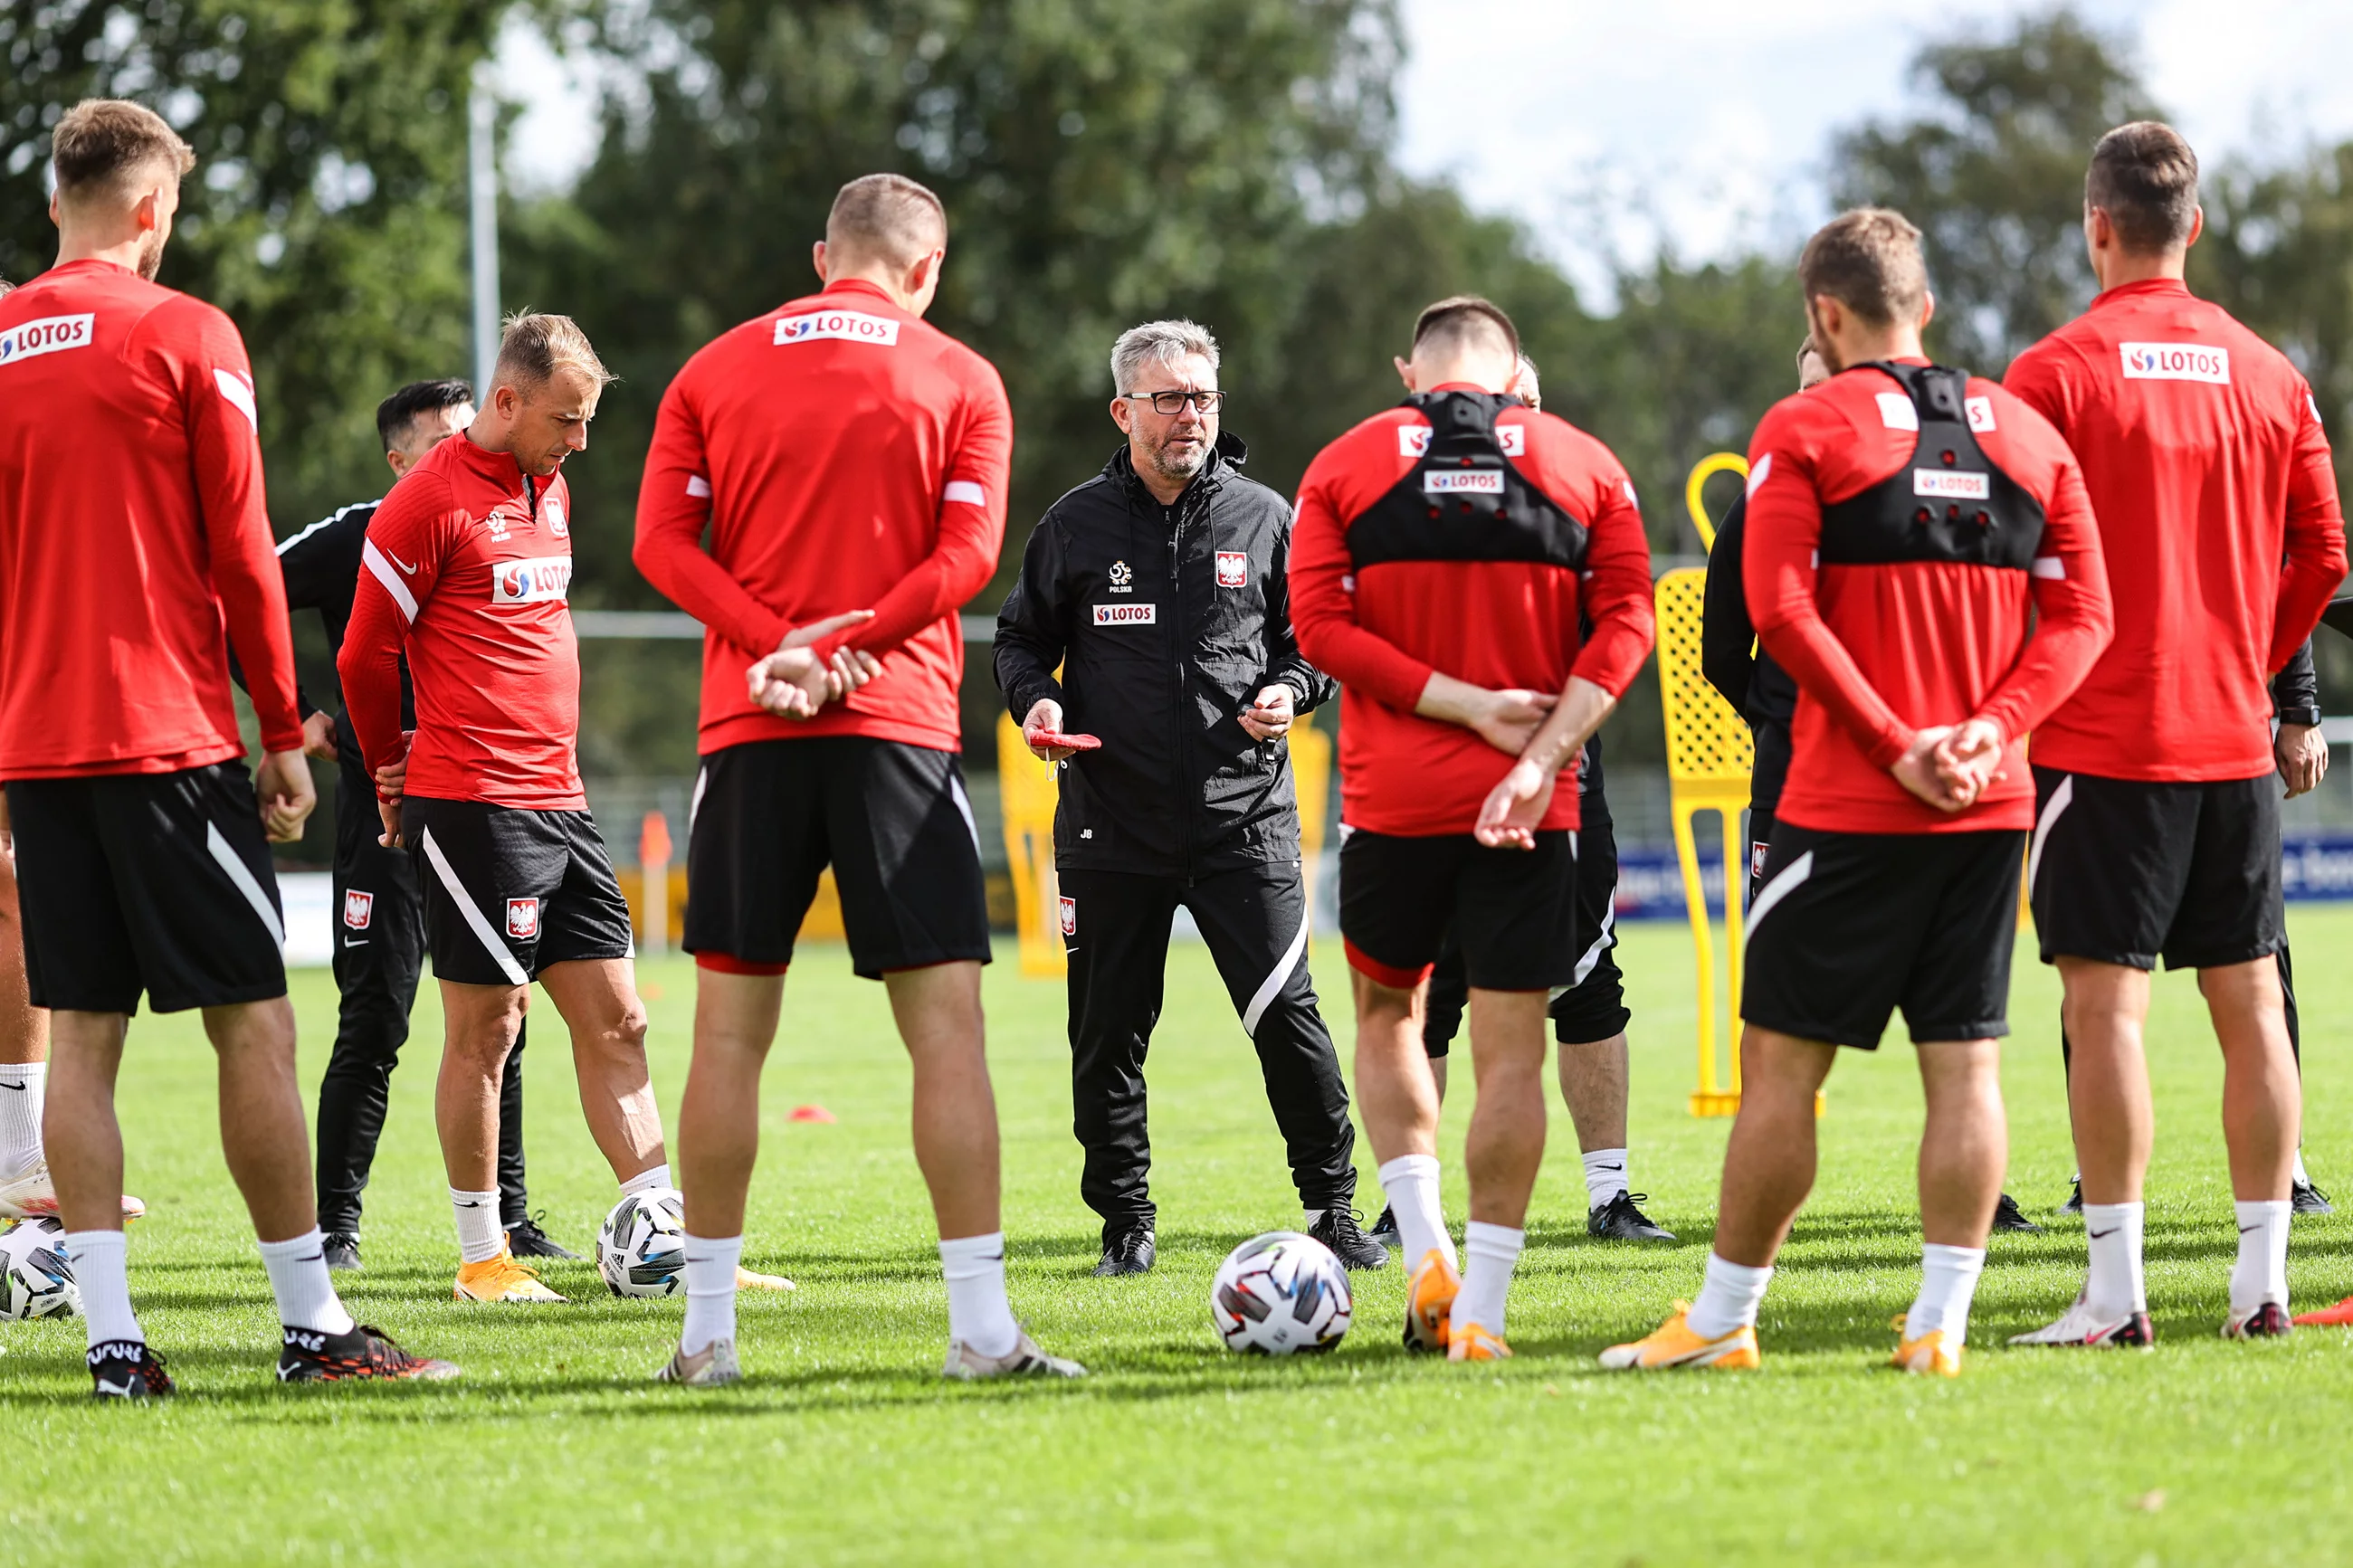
[1289,387,1655,836]
[0,258,300,776]
[633,278,1012,755]
[338,433,584,810]
[1743,359,2113,834]
[2005,279,2347,781]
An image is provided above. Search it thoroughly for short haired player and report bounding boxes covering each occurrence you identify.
[1291,297,1656,1361]
[1604,208,2113,1377]
[0,99,452,1394]
[634,174,1082,1383]
[2003,123,2346,1346]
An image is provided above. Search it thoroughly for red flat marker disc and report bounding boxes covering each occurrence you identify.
[1031,730,1102,751]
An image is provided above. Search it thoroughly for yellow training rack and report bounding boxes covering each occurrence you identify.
[1662,452,1755,1116]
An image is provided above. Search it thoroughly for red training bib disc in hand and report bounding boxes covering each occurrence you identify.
[1032,730,1102,751]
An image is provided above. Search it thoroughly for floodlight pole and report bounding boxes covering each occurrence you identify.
[469,82,500,399]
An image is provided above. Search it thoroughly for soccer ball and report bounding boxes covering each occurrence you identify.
[1211,1231,1351,1354]
[0,1217,79,1320]
[597,1188,687,1298]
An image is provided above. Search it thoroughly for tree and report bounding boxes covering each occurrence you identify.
[1,1,507,527]
[1828,10,2158,374]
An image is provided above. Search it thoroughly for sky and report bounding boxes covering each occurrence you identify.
[503,2,2353,301]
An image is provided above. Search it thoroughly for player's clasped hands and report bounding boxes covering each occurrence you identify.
[1890,718,2005,813]
[1469,687,1557,755]
[747,609,881,719]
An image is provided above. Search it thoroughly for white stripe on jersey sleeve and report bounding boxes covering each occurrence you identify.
[214,367,258,430]
[944,480,986,507]
[686,475,711,499]
[361,538,420,622]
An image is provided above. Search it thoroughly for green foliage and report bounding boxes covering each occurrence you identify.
[0,1,508,527]
[1828,11,2158,373]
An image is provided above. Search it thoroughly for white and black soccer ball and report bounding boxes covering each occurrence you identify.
[1211,1231,1351,1354]
[0,1217,79,1320]
[598,1188,687,1298]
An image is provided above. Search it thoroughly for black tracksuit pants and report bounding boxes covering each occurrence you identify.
[315,742,530,1235]
[1060,861,1356,1240]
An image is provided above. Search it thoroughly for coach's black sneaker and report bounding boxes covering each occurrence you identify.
[1588,1192,1676,1242]
[2059,1176,2083,1217]
[2293,1179,2334,1216]
[322,1231,361,1271]
[278,1322,461,1383]
[1310,1206,1389,1270]
[507,1212,582,1260]
[1368,1204,1400,1247]
[89,1340,173,1402]
[1091,1223,1156,1277]
[1991,1193,2043,1234]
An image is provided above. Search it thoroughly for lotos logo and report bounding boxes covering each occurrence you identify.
[506,898,540,940]
[775,309,901,347]
[1092,603,1157,625]
[342,890,375,930]
[1398,425,1434,457]
[1913,470,1990,499]
[1058,896,1076,937]
[1424,470,1504,495]
[2120,342,2230,385]
[1215,551,1247,588]
[492,555,574,605]
[0,313,94,366]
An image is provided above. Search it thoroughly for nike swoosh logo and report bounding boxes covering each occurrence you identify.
[297,1251,323,1263]
[456,1201,483,1209]
[2239,1224,2262,1234]
[0,1081,22,1091]
[387,551,417,573]
[2087,1227,2118,1239]
[342,937,368,947]
[1594,1164,1623,1172]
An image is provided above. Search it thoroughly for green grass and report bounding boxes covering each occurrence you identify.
[10,908,2353,1564]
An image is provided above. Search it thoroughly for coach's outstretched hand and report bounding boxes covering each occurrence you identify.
[748,610,881,719]
[256,747,319,844]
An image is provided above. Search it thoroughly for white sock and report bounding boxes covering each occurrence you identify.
[1583,1147,1629,1210]
[450,1186,504,1264]
[681,1233,742,1355]
[2230,1199,2292,1312]
[1905,1242,1987,1345]
[65,1230,141,1349]
[2082,1202,2147,1317]
[1377,1155,1457,1272]
[0,1062,44,1175]
[938,1231,1020,1357]
[621,1163,672,1196]
[258,1229,357,1335]
[1686,1251,1773,1339]
[1451,1221,1525,1338]
[2293,1148,2312,1188]
[1301,1209,1325,1229]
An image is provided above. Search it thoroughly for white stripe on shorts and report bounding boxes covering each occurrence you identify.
[418,826,528,985]
[2028,773,2074,898]
[1570,887,1619,987]
[1743,850,1814,945]
[204,822,284,947]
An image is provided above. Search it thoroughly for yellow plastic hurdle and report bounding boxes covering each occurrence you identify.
[996,710,1334,979]
[1661,452,1755,1116]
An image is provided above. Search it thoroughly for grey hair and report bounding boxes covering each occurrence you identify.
[1110,318,1220,394]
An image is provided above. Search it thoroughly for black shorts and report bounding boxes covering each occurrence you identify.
[2028,766,2283,972]
[1742,822,2025,1050]
[684,736,992,981]
[5,764,288,1014]
[403,797,635,986]
[1424,813,1627,1054]
[1339,828,1577,993]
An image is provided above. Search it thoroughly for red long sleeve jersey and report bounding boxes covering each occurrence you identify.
[2005,279,2347,781]
[1289,388,1655,836]
[633,279,1012,755]
[338,434,584,810]
[0,259,300,776]
[1743,360,2113,835]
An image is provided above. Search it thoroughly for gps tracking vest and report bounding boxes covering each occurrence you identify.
[1818,363,2045,572]
[1347,391,1588,571]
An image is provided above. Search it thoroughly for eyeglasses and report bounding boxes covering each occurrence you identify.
[1123,390,1224,415]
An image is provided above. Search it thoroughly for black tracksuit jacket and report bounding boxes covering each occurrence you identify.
[994,433,1334,877]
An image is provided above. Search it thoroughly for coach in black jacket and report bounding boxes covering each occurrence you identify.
[996,319,1381,1276]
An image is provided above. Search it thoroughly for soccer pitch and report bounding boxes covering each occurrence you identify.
[10,909,2353,1564]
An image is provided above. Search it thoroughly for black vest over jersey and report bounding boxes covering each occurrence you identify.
[1346,391,1588,569]
[1817,362,2044,571]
